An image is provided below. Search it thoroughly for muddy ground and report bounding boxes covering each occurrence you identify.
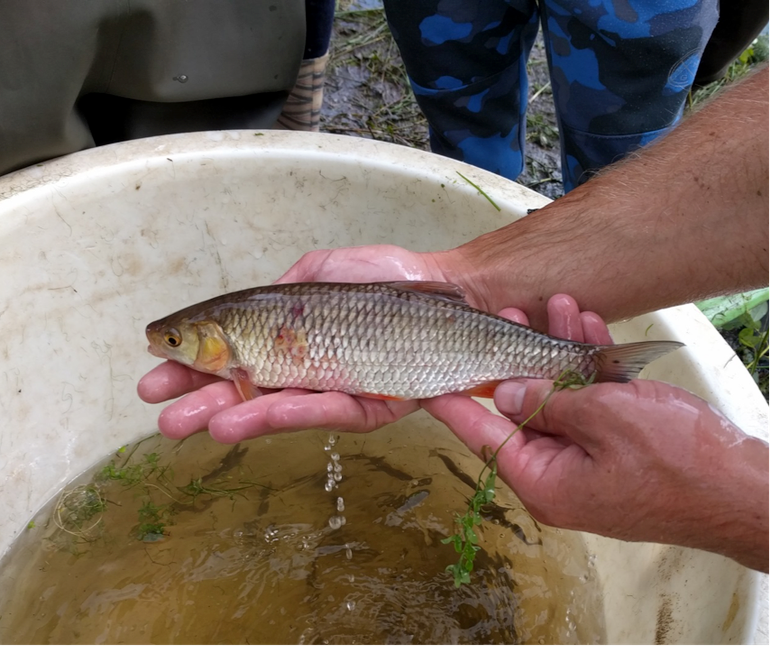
[320,7,564,200]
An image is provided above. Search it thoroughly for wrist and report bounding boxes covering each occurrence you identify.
[680,436,768,571]
[428,247,494,313]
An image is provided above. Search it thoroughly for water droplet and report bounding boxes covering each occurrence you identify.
[324,480,334,493]
[328,515,346,530]
[333,463,342,473]
[323,444,331,451]
[330,452,340,462]
[345,547,353,560]
[347,573,355,582]
[327,462,334,472]
[173,74,189,83]
[333,473,342,482]
[336,497,345,512]
[327,434,337,446]
[579,574,588,583]
[587,553,597,568]
[346,600,356,611]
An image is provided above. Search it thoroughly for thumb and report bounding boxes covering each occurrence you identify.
[494,379,604,449]
[494,379,557,425]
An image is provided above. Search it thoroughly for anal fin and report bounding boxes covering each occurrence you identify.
[461,380,503,398]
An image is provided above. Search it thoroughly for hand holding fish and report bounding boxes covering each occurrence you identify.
[138,276,676,441]
[423,300,769,572]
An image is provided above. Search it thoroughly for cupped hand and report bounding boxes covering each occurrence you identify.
[138,244,457,443]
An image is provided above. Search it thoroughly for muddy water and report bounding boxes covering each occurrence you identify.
[0,414,606,644]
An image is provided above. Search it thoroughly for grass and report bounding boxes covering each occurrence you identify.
[689,34,768,107]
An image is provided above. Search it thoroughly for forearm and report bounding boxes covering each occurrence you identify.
[440,67,768,330]
[676,435,768,572]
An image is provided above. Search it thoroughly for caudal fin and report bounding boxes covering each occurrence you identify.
[594,341,684,383]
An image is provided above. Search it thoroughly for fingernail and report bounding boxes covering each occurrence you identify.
[494,381,526,416]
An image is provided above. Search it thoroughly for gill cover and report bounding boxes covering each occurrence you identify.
[193,321,231,374]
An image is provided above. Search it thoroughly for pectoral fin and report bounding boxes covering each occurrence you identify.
[233,368,258,401]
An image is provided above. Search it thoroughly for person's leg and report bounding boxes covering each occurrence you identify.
[277,0,335,131]
[383,0,539,181]
[540,0,719,191]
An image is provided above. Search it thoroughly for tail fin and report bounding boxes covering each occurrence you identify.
[594,341,684,383]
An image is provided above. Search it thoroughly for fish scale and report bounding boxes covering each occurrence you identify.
[146,281,683,400]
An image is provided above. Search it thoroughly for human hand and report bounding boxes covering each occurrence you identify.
[423,300,769,571]
[138,245,459,443]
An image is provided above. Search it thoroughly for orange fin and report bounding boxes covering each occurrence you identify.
[461,380,503,398]
[358,392,406,401]
[232,369,258,401]
[381,281,466,303]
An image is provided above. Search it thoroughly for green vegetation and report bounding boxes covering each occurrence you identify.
[49,442,266,546]
[698,289,769,398]
[690,34,768,107]
[443,370,594,587]
[53,484,108,540]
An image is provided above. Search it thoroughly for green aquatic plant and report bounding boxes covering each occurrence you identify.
[137,500,174,541]
[443,369,594,587]
[52,484,108,542]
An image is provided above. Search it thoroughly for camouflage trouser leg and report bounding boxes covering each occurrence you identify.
[383,0,718,192]
[383,0,540,181]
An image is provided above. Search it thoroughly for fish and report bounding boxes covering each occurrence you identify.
[145,281,683,401]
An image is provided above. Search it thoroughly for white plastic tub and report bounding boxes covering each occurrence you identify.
[0,131,766,643]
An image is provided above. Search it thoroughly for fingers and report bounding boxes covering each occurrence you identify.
[547,294,584,341]
[421,394,526,460]
[546,294,612,343]
[157,380,245,438]
[580,311,613,345]
[497,307,529,326]
[158,384,419,444]
[493,379,606,451]
[208,392,419,443]
[137,361,224,403]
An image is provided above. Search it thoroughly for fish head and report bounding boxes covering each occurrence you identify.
[146,317,232,377]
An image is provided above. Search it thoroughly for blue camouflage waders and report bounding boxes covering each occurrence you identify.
[383,0,719,191]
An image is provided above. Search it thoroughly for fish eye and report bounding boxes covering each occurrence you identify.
[164,329,182,347]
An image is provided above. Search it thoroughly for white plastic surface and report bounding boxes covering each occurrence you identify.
[0,131,766,644]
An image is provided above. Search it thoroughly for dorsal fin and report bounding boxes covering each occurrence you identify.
[381,281,467,303]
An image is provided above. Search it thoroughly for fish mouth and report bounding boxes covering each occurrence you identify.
[147,343,167,359]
